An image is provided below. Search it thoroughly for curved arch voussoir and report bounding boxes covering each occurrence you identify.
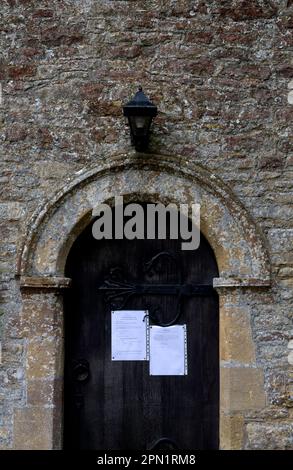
[18,153,271,285]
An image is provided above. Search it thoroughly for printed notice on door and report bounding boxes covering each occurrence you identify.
[111,310,149,361]
[149,325,187,375]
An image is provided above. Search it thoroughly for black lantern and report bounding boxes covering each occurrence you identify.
[123,87,157,152]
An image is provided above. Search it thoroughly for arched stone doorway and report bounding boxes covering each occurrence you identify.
[63,211,219,450]
[17,153,270,449]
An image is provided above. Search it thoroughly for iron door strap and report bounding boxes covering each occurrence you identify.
[98,251,216,326]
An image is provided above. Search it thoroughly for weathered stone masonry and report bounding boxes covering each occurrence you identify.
[0,0,293,449]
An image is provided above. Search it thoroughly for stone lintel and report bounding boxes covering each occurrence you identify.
[19,276,270,290]
[213,277,271,289]
[20,276,72,289]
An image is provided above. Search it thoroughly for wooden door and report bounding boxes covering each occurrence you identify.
[63,207,219,450]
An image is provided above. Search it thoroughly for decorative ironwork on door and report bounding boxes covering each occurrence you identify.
[98,251,215,326]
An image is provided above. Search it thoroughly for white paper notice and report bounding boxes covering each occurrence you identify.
[149,325,187,376]
[111,310,148,361]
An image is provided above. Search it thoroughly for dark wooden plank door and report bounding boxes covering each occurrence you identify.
[63,210,219,450]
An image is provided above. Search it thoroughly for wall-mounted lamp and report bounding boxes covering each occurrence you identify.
[123,87,157,152]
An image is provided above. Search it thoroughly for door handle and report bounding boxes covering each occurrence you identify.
[148,437,179,450]
[73,359,90,383]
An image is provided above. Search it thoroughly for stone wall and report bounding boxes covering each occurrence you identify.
[0,0,293,449]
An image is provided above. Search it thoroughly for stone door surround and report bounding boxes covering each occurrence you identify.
[16,153,270,449]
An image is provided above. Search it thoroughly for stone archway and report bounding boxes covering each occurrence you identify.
[16,153,270,449]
